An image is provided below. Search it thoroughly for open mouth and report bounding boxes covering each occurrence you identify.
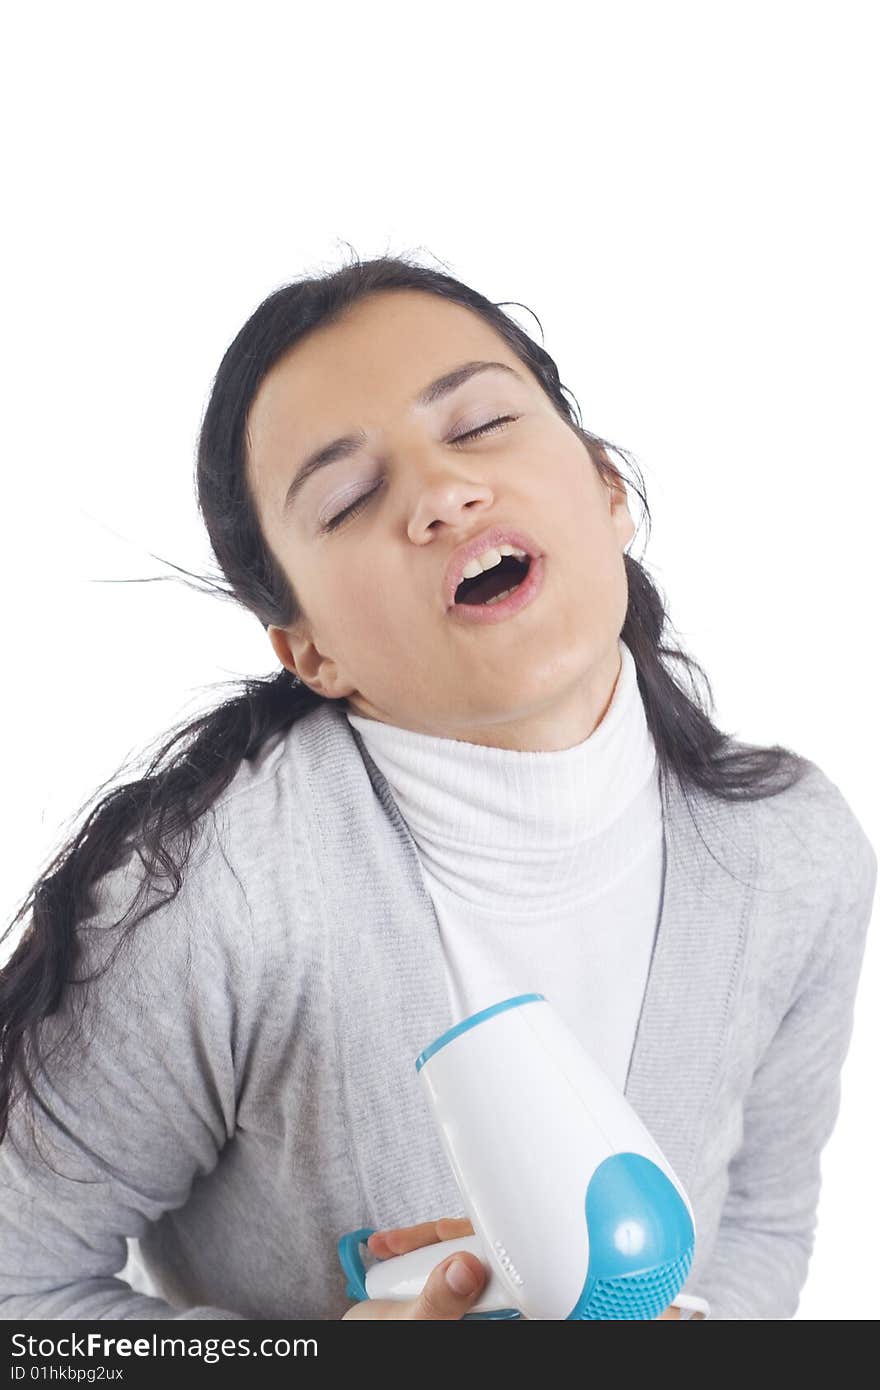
[454,554,532,607]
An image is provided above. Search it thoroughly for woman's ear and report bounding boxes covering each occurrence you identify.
[591,446,636,551]
[608,477,636,551]
[267,622,356,702]
[267,624,299,679]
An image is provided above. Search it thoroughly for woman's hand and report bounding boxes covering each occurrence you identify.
[343,1215,685,1319]
[341,1217,487,1319]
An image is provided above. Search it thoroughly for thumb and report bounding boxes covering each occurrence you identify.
[410,1251,487,1320]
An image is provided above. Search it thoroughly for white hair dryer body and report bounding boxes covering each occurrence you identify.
[338,993,697,1320]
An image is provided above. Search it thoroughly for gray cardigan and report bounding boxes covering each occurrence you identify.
[0,698,876,1320]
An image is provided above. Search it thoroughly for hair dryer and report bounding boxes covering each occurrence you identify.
[338,993,698,1320]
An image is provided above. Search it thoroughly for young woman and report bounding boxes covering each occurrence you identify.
[0,254,875,1321]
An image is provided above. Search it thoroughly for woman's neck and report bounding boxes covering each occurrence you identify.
[345,638,660,914]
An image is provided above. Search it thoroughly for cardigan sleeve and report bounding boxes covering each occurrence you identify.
[0,818,254,1320]
[690,805,877,1320]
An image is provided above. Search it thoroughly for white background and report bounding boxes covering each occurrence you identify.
[2,1,877,1319]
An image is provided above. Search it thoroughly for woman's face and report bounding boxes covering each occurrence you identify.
[247,288,635,751]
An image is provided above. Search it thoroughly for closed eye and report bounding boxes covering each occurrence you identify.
[320,414,520,533]
[450,414,519,447]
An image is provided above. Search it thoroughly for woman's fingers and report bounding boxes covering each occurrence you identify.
[436,1216,475,1240]
[342,1246,487,1319]
[407,1249,486,1319]
[367,1215,474,1258]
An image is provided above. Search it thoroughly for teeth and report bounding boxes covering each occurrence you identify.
[459,544,528,581]
[484,587,517,606]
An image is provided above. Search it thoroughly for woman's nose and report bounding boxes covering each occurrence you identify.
[405,469,495,539]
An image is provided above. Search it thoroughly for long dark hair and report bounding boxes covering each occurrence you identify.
[0,249,810,1145]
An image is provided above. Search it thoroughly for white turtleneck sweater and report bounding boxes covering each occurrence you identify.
[345,636,664,1092]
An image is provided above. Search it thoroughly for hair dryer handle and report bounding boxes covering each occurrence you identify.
[337,1228,522,1318]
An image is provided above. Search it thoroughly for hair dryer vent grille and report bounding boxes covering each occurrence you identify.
[570,1247,694,1320]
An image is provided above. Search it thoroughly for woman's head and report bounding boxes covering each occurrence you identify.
[245,286,635,749]
[1,249,808,1146]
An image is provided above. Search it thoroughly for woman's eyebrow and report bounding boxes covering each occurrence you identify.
[282,359,524,517]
